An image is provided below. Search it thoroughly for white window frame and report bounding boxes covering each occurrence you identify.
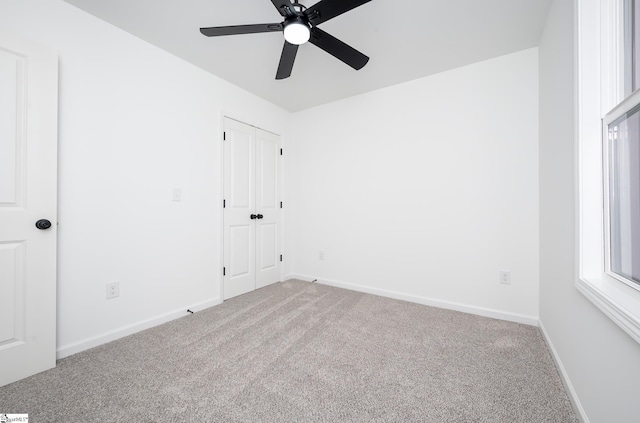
[576,0,640,344]
[603,92,640,289]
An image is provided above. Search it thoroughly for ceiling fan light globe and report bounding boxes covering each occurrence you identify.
[284,21,310,45]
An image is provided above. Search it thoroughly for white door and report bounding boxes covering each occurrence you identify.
[223,118,256,299]
[255,129,281,288]
[223,117,281,300]
[0,32,58,387]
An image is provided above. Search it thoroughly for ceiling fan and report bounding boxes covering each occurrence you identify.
[200,0,371,80]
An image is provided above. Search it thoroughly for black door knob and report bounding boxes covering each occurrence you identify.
[250,214,258,220]
[35,219,52,230]
[257,214,264,219]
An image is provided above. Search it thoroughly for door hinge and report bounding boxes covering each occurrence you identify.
[223,199,226,208]
[280,201,283,208]
[280,148,283,156]
[223,267,226,276]
[223,131,226,141]
[280,255,283,262]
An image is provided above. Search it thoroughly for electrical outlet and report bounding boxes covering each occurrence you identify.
[499,271,511,285]
[319,250,324,260]
[106,282,119,299]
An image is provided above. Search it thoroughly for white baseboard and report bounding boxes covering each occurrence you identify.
[538,320,589,423]
[285,274,538,326]
[57,297,221,359]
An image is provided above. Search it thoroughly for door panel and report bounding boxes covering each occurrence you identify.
[257,132,278,209]
[258,223,278,270]
[229,131,252,208]
[223,118,256,299]
[0,49,24,206]
[0,32,58,387]
[0,242,25,344]
[226,223,255,298]
[255,129,281,288]
[223,118,281,298]
[229,225,252,277]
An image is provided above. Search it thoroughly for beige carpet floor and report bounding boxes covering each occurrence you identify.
[0,279,577,422]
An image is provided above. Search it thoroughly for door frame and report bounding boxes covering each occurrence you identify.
[218,113,285,301]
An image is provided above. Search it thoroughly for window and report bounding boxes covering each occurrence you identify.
[604,98,640,288]
[626,0,640,95]
[604,0,640,289]
[577,0,640,344]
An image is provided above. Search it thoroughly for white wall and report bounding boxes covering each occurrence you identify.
[538,0,640,421]
[286,49,540,323]
[0,0,290,357]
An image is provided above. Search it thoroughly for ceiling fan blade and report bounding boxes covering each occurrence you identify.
[304,0,371,26]
[200,23,283,37]
[270,0,300,18]
[276,41,299,80]
[309,27,369,70]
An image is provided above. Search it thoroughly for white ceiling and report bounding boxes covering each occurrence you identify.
[62,0,552,112]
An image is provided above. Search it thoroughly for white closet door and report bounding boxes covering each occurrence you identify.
[222,118,281,300]
[0,32,58,387]
[223,118,256,300]
[255,128,281,288]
